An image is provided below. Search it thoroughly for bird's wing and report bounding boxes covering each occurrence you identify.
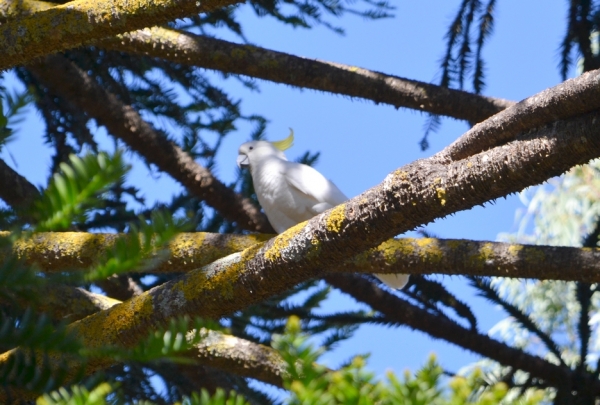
[283,163,348,213]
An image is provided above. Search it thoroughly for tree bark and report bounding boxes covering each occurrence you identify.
[438,68,600,161]
[0,159,39,208]
[0,0,244,71]
[10,232,600,283]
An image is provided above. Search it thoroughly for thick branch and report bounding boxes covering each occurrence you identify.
[96,275,144,301]
[325,273,592,392]
[438,68,600,161]
[0,158,39,207]
[27,54,273,233]
[0,0,243,71]
[193,329,286,387]
[8,231,271,273]
[11,232,600,283]
[103,27,514,123]
[19,285,120,322]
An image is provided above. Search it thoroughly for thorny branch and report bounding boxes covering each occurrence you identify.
[439,68,600,161]
[9,232,600,283]
[0,0,244,71]
[0,158,39,208]
[104,27,514,124]
[2,1,514,125]
[9,282,289,387]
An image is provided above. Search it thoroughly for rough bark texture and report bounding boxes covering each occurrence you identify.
[0,159,39,207]
[15,285,121,322]
[27,55,274,233]
[10,232,600,283]
[0,0,243,71]
[193,330,287,387]
[10,281,287,387]
[439,68,600,161]
[325,274,594,393]
[96,275,144,301]
[8,232,272,273]
[2,101,600,390]
[103,27,514,123]
[348,238,600,282]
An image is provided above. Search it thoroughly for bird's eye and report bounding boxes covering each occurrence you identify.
[249,146,254,150]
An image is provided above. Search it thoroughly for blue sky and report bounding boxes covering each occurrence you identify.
[2,1,571,380]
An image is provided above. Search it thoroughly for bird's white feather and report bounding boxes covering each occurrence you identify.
[237,138,409,289]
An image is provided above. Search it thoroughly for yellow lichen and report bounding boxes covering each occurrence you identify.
[175,245,260,302]
[436,187,447,206]
[73,293,155,349]
[377,239,414,264]
[507,244,523,256]
[415,238,444,262]
[478,243,494,260]
[445,239,462,250]
[394,170,409,180]
[326,204,346,233]
[263,222,306,262]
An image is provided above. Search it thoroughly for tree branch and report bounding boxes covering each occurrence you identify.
[0,0,243,71]
[10,232,600,283]
[103,27,514,123]
[96,275,144,301]
[12,285,121,322]
[325,273,593,393]
[8,231,271,273]
[437,68,600,161]
[0,158,39,207]
[27,54,274,233]
[193,329,286,387]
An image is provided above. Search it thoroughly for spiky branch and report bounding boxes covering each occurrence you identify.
[0,0,244,71]
[103,27,514,124]
[325,273,592,392]
[438,67,600,161]
[0,159,39,207]
[8,232,600,283]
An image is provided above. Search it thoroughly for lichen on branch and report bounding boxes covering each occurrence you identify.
[0,0,244,71]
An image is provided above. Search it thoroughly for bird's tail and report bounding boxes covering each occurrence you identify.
[375,273,410,290]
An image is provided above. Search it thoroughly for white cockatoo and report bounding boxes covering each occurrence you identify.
[236,130,409,289]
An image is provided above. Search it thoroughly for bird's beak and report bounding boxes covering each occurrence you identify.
[236,154,249,169]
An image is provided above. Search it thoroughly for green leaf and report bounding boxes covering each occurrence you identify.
[34,152,130,232]
[36,382,114,405]
[84,210,184,281]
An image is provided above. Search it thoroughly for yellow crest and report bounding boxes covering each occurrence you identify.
[271,129,294,151]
